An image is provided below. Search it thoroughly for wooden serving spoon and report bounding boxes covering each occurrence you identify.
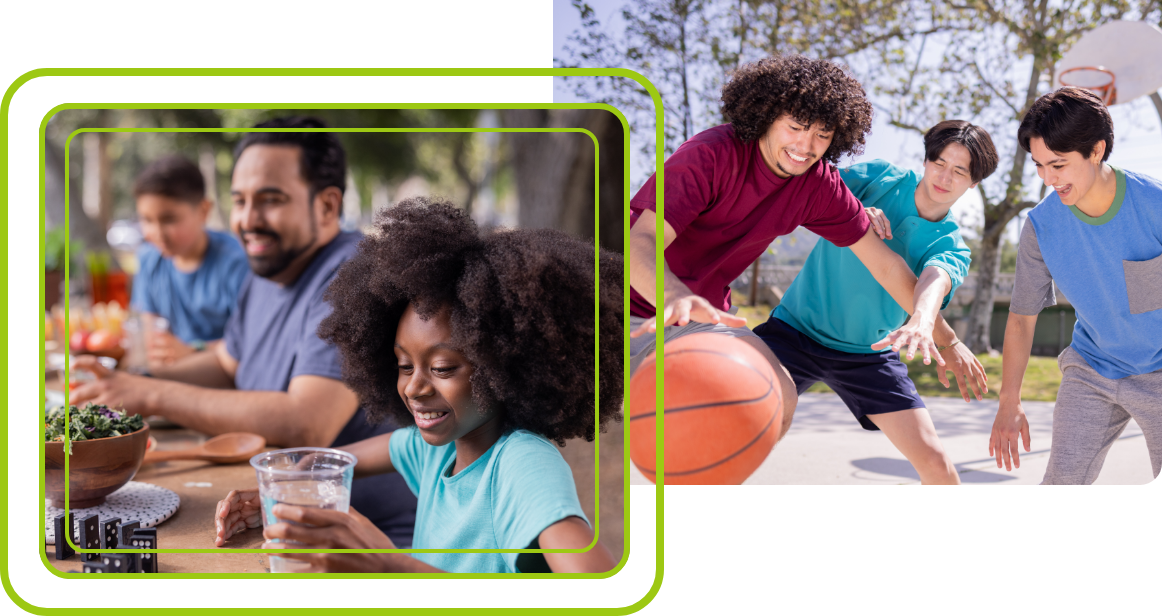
[143,432,266,465]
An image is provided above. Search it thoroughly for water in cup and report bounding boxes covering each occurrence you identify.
[249,448,357,573]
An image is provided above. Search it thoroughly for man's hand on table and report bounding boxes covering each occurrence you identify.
[69,354,157,415]
[214,489,263,547]
[261,504,395,572]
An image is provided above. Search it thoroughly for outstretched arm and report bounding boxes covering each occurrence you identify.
[990,312,1036,470]
[849,228,942,364]
[70,357,358,448]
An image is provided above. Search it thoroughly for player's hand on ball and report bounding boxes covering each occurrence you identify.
[989,401,1031,471]
[261,505,396,573]
[871,317,943,366]
[866,207,892,239]
[937,341,988,402]
[214,488,263,546]
[631,290,746,337]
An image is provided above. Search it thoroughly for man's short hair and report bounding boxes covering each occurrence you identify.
[924,120,999,183]
[720,54,874,164]
[1017,87,1114,162]
[233,116,347,199]
[133,155,205,203]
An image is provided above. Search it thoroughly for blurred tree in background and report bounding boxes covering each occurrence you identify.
[43,107,624,298]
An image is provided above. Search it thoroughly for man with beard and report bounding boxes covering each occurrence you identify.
[71,117,418,545]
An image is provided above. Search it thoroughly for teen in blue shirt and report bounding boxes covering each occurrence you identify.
[991,88,1162,483]
[130,156,249,368]
[754,121,996,484]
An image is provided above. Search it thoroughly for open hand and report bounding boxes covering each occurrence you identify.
[989,401,1031,471]
[866,207,893,240]
[936,341,988,402]
[871,317,943,366]
[630,291,747,338]
[261,505,396,573]
[214,489,263,546]
[68,355,155,414]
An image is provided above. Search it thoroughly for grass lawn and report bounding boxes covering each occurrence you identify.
[734,303,1061,401]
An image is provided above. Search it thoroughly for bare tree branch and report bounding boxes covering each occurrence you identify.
[971,61,1023,118]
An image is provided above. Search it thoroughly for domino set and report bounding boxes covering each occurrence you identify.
[51,513,159,573]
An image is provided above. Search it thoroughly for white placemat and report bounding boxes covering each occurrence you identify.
[45,481,179,544]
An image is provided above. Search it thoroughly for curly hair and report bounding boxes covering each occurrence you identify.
[721,54,874,164]
[318,197,623,445]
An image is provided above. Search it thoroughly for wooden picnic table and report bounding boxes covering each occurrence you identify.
[45,425,270,574]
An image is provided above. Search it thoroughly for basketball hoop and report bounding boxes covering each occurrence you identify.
[1058,66,1117,105]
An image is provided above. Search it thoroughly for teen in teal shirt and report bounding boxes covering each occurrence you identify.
[755,120,996,484]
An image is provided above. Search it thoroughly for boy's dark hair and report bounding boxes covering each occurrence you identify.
[720,54,874,164]
[318,197,623,445]
[233,116,347,199]
[1018,87,1114,162]
[133,156,205,203]
[924,120,999,183]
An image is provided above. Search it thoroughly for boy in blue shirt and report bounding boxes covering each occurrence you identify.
[754,120,997,484]
[990,88,1162,483]
[130,156,249,369]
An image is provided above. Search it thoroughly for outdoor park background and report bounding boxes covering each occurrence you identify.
[42,107,626,556]
[548,0,1157,481]
[552,1,1162,484]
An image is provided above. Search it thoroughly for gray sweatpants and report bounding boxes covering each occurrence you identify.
[1042,346,1162,484]
[628,312,759,375]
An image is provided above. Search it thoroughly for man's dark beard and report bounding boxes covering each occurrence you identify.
[245,216,319,279]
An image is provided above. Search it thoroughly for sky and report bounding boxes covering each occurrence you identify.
[553,0,1162,243]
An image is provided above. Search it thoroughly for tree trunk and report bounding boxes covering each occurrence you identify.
[965,225,1003,353]
[502,109,625,253]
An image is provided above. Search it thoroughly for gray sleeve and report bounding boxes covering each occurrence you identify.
[1010,221,1057,315]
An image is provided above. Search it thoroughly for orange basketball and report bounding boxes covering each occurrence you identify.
[630,333,783,485]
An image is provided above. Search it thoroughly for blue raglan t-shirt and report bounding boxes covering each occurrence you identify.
[131,229,250,344]
[222,231,418,546]
[1013,166,1162,379]
[773,160,971,353]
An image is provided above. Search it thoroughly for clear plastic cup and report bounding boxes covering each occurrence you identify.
[249,448,357,573]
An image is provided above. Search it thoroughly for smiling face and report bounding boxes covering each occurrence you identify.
[394,304,494,447]
[135,194,209,261]
[1028,137,1105,206]
[229,144,322,283]
[918,142,978,210]
[759,114,834,178]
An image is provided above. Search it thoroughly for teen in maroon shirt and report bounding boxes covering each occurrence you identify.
[629,55,968,444]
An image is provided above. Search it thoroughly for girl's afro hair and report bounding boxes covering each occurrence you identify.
[318,197,623,444]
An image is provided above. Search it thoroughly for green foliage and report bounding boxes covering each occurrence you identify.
[44,225,83,272]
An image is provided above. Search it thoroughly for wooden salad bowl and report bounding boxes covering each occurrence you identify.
[44,422,150,508]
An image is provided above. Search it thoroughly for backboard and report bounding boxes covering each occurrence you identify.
[1055,20,1162,105]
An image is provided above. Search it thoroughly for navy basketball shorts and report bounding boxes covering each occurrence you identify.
[752,316,925,431]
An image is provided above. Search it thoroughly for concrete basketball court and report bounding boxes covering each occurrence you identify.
[629,392,1156,485]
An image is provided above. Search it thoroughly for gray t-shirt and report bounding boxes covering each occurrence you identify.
[224,231,417,546]
[1010,222,1058,316]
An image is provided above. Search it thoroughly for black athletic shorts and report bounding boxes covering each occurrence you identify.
[753,316,925,431]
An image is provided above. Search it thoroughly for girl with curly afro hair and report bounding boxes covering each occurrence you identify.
[250,197,622,574]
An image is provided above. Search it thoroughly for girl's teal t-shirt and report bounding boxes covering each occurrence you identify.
[773,159,971,353]
[388,426,588,573]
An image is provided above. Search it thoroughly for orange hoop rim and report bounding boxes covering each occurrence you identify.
[1059,66,1118,105]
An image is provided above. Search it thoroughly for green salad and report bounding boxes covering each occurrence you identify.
[45,403,144,444]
